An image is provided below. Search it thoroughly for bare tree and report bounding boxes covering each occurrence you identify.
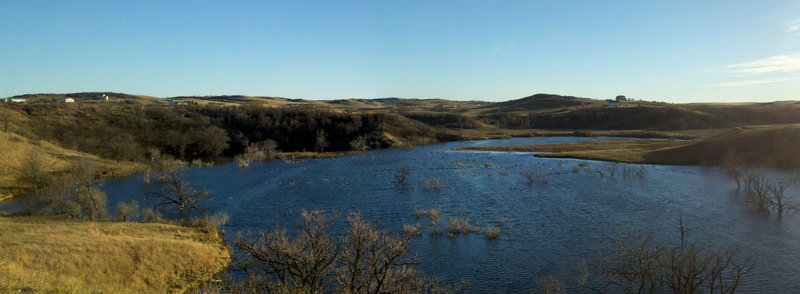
[588,218,751,294]
[232,210,341,293]
[522,169,549,184]
[744,174,771,211]
[229,211,457,293]
[315,129,329,152]
[395,165,413,184]
[2,115,9,132]
[21,149,44,192]
[158,168,212,221]
[114,199,140,221]
[595,231,664,294]
[768,181,795,216]
[350,135,369,152]
[605,164,619,177]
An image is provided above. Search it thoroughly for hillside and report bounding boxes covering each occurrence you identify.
[0,216,230,293]
[646,124,800,168]
[2,91,800,179]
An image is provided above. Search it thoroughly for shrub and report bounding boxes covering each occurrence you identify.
[445,217,479,237]
[403,224,422,237]
[421,177,441,190]
[114,200,140,222]
[483,226,500,240]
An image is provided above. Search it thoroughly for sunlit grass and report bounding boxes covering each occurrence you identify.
[0,216,230,293]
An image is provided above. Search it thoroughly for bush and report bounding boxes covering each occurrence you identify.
[114,200,140,222]
[483,226,500,240]
[228,211,458,293]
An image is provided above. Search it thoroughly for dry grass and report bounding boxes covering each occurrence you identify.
[0,125,140,198]
[456,124,800,169]
[412,208,441,226]
[0,216,230,293]
[0,130,137,195]
[403,223,422,237]
[483,226,501,240]
[445,217,480,237]
[458,139,685,164]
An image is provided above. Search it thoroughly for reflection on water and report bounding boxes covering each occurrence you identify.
[7,137,800,292]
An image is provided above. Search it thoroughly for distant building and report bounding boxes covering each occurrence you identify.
[615,95,627,101]
[433,104,456,109]
[604,99,620,107]
[58,97,75,103]
[3,98,26,103]
[92,94,109,101]
[169,98,187,106]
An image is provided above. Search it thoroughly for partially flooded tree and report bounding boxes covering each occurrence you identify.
[586,217,751,294]
[395,165,413,184]
[25,158,108,220]
[228,211,458,293]
[158,168,212,221]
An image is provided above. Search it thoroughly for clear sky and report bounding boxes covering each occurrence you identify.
[1,0,799,102]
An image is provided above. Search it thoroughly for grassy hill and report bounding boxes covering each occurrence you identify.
[0,216,230,293]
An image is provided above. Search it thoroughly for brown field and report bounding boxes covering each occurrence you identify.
[459,139,686,163]
[457,124,800,169]
[0,129,139,199]
[0,216,230,293]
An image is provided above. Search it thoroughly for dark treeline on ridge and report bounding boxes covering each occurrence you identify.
[4,103,441,162]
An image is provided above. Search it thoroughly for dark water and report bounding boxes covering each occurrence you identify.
[7,137,800,292]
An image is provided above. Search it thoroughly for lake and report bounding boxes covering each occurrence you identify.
[9,137,800,292]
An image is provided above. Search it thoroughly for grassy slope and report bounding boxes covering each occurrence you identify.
[647,124,800,168]
[0,130,131,199]
[458,124,800,169]
[0,128,139,199]
[0,216,230,293]
[460,139,686,163]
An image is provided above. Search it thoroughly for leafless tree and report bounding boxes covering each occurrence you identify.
[587,217,751,294]
[768,181,795,216]
[21,149,44,192]
[522,169,549,184]
[316,129,330,152]
[605,164,619,177]
[350,135,369,152]
[229,211,458,293]
[233,210,340,293]
[158,167,212,221]
[395,165,413,184]
[114,199,140,221]
[744,174,771,211]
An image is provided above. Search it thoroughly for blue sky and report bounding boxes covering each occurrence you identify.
[1,0,799,102]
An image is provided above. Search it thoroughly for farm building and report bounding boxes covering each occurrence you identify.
[58,97,75,103]
[2,98,26,103]
[92,94,109,101]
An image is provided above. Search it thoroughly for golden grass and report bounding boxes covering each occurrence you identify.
[0,216,230,293]
[0,130,140,198]
[456,124,800,169]
[458,139,686,163]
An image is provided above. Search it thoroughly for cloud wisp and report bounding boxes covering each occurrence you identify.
[718,52,800,75]
[708,51,800,87]
[788,17,800,34]
[709,77,798,87]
